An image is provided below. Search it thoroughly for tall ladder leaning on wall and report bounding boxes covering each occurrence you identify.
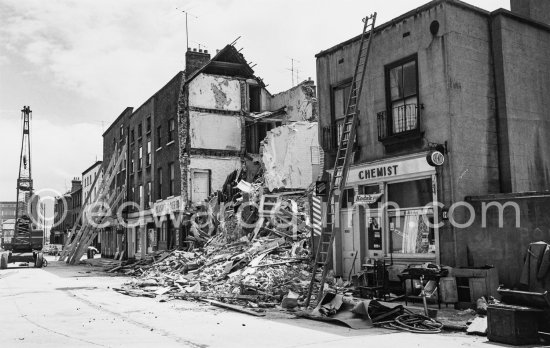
[304,13,377,308]
[58,143,127,264]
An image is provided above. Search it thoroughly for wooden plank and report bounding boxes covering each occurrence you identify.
[203,299,265,317]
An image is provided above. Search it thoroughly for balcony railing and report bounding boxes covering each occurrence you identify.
[321,118,345,152]
[377,103,420,141]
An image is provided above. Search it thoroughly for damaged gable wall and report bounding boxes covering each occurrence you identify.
[182,72,245,203]
[269,79,317,122]
[261,121,322,191]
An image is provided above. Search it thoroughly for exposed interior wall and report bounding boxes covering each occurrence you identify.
[189,111,241,151]
[459,193,550,287]
[187,156,242,199]
[188,74,241,111]
[261,122,320,191]
[270,80,317,121]
[491,13,550,192]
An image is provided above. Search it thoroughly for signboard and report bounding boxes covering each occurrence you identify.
[347,155,435,185]
[315,181,328,197]
[154,196,185,215]
[426,150,445,167]
[355,193,383,204]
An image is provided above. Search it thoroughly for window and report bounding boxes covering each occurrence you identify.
[130,152,135,173]
[332,83,351,121]
[245,121,277,154]
[157,167,162,200]
[138,124,142,139]
[131,129,135,143]
[120,125,124,137]
[331,81,351,146]
[341,188,355,209]
[386,56,418,134]
[146,140,151,167]
[156,126,162,149]
[145,182,151,208]
[146,116,151,133]
[387,178,434,255]
[138,146,143,171]
[169,162,175,196]
[138,184,143,207]
[249,84,261,112]
[168,119,175,143]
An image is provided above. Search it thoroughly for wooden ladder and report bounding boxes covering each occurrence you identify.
[304,13,377,308]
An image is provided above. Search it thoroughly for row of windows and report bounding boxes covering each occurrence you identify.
[112,117,175,151]
[130,162,176,206]
[83,172,99,187]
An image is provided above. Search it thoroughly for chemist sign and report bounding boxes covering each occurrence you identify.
[347,155,435,184]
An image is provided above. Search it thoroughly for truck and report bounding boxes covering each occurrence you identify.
[0,215,45,269]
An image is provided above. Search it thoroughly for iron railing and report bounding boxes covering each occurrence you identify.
[377,103,420,141]
[320,118,345,152]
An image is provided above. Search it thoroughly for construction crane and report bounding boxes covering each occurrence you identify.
[0,106,45,269]
[304,14,377,307]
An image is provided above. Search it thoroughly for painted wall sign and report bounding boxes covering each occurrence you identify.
[347,155,435,184]
[154,196,185,215]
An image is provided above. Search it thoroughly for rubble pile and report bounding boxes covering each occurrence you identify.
[110,179,337,312]
[111,235,332,311]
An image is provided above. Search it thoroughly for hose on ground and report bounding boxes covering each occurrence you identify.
[375,313,443,334]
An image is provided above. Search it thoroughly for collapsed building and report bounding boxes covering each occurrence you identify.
[99,44,318,260]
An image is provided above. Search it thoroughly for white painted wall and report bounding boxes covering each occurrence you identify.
[261,122,321,191]
[189,111,241,151]
[188,74,241,111]
[82,163,103,208]
[188,156,242,199]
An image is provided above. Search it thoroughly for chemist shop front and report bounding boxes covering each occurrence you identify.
[333,153,440,279]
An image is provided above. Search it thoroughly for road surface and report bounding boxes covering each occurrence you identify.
[0,258,507,347]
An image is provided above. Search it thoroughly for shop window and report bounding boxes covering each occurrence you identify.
[387,178,432,208]
[358,184,382,209]
[340,188,355,209]
[249,85,261,112]
[168,119,175,143]
[385,56,418,134]
[388,210,435,254]
[387,178,434,255]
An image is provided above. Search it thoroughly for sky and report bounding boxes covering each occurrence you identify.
[0,0,510,224]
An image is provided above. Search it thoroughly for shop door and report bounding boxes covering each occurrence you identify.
[192,170,210,203]
[341,209,360,279]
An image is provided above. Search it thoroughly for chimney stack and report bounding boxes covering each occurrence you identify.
[510,0,550,26]
[186,47,211,75]
[71,177,82,192]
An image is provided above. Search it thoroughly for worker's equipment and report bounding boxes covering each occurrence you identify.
[0,106,45,269]
[304,14,377,307]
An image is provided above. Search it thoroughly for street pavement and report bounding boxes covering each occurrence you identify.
[0,257,510,348]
